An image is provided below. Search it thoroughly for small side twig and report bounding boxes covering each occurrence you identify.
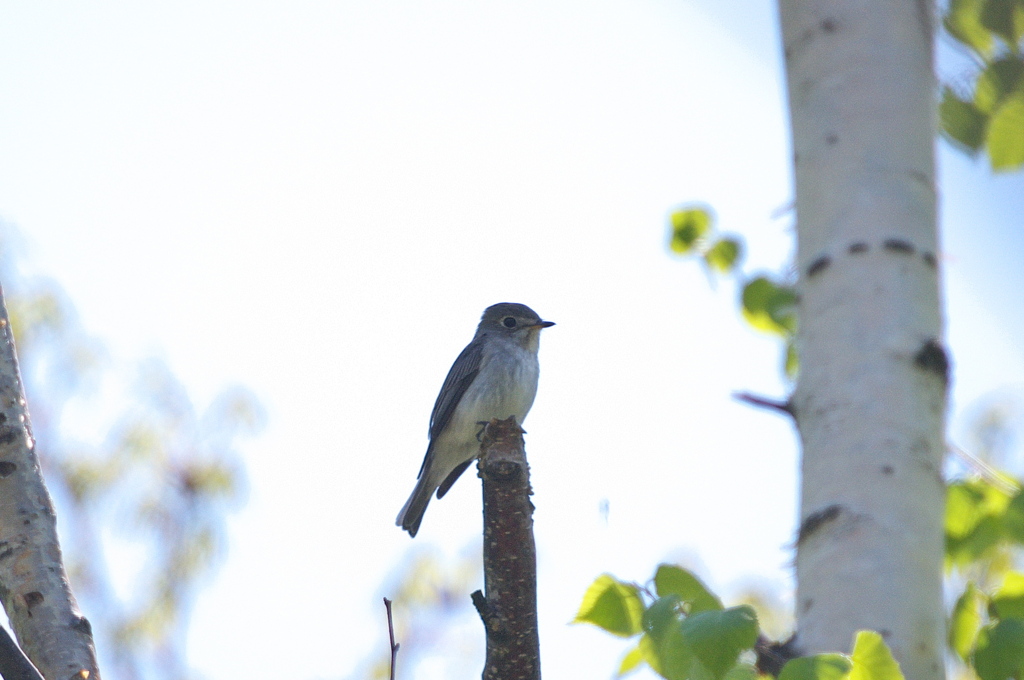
[383,597,399,680]
[471,590,488,621]
[949,443,1020,494]
[734,391,794,417]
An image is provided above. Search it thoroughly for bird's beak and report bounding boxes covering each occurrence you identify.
[534,320,555,329]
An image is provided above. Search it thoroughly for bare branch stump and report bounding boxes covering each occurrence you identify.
[471,417,540,680]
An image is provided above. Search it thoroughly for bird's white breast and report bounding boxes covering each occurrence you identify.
[466,340,540,424]
[427,334,543,480]
[442,338,538,445]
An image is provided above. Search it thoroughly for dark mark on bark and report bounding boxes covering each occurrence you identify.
[883,238,914,255]
[797,504,842,544]
[914,339,949,384]
[807,255,830,277]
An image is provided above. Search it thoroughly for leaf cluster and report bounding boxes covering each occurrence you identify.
[669,207,744,276]
[945,473,1024,680]
[779,632,902,680]
[946,476,1024,568]
[942,0,1024,169]
[668,206,797,378]
[575,566,907,680]
[574,565,758,680]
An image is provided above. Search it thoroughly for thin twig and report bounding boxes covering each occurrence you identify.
[471,590,488,622]
[383,597,399,680]
[948,443,1020,494]
[733,391,794,416]
[770,200,795,220]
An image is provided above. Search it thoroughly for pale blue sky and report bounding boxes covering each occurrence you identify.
[0,2,1022,679]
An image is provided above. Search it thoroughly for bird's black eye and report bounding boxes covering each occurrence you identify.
[502,317,517,328]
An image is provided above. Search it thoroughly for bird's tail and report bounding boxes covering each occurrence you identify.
[396,474,436,537]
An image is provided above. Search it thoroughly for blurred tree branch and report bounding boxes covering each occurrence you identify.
[0,282,101,680]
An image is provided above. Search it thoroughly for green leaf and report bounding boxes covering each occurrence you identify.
[575,574,644,637]
[644,595,684,640]
[723,663,758,680]
[974,618,1024,680]
[946,480,1005,537]
[704,238,743,273]
[639,626,698,680]
[779,654,853,680]
[988,94,1024,170]
[994,573,1024,619]
[618,644,645,677]
[940,87,987,152]
[670,207,713,255]
[946,478,1013,566]
[981,0,1024,48]
[639,595,699,679]
[948,515,1006,565]
[741,277,797,337]
[848,631,905,680]
[977,58,1024,114]
[1004,490,1024,544]
[784,340,799,379]
[654,565,724,614]
[680,606,759,680]
[944,0,995,56]
[950,582,984,661]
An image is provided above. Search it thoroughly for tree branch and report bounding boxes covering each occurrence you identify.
[472,417,540,680]
[382,597,399,680]
[733,391,795,417]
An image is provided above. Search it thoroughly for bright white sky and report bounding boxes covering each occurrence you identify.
[1,1,1022,679]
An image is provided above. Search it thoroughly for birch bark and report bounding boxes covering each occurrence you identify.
[778,2,947,679]
[0,287,101,680]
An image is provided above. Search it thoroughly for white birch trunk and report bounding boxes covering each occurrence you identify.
[0,288,101,680]
[779,1,947,679]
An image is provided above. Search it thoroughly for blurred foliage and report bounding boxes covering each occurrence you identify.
[668,205,797,379]
[941,0,1024,170]
[945,509,1024,680]
[943,401,1024,680]
[778,632,901,680]
[574,566,905,680]
[669,206,745,277]
[0,226,265,680]
[731,585,793,643]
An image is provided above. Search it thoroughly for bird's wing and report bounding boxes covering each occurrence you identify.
[416,336,484,478]
[436,459,473,498]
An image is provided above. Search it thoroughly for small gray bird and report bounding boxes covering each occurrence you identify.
[397,302,554,537]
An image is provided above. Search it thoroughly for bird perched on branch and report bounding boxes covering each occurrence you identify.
[397,302,554,537]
